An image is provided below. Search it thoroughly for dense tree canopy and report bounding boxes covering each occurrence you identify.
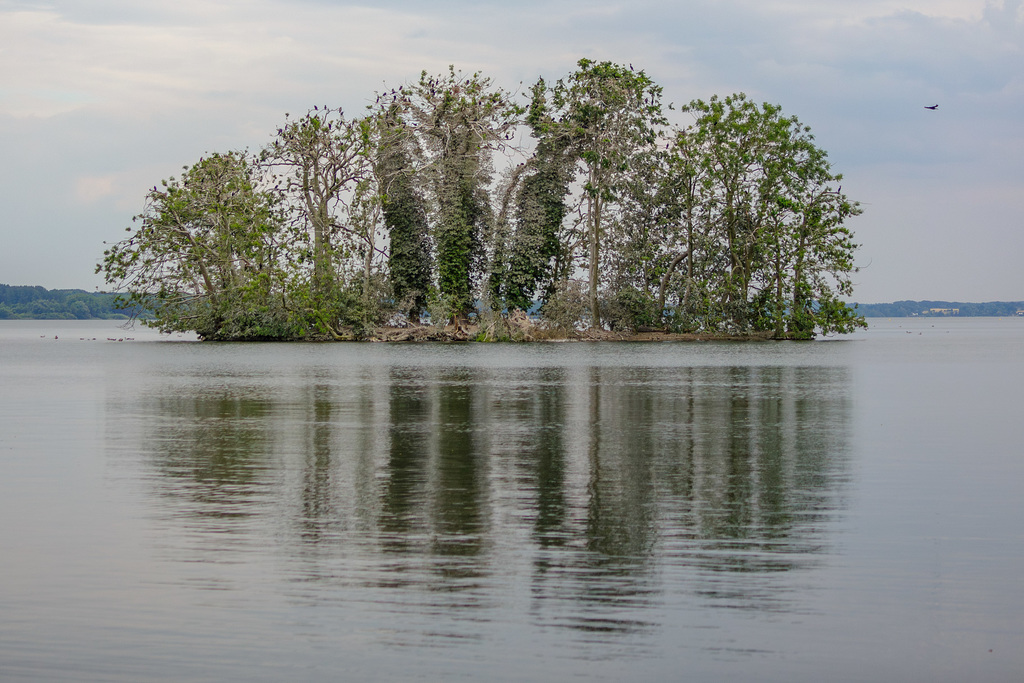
[547,60,668,326]
[99,151,302,340]
[655,94,864,337]
[98,60,865,340]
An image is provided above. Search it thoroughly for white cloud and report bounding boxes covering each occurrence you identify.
[1,0,1022,300]
[73,174,117,204]
[0,3,451,118]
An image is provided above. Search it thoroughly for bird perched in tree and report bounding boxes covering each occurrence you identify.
[924,104,938,110]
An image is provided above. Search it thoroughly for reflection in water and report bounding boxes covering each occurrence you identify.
[380,370,431,551]
[433,371,488,560]
[301,381,335,543]
[146,394,276,526]
[122,359,851,647]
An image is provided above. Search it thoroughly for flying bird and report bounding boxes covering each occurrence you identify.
[924,104,938,110]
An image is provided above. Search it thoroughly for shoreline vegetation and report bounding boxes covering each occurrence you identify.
[332,313,788,343]
[66,59,1024,343]
[852,300,1024,318]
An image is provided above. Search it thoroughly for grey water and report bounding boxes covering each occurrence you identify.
[1,317,1022,682]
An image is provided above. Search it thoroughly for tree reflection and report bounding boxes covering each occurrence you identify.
[380,369,432,550]
[299,382,337,543]
[127,354,851,639]
[432,371,488,560]
[140,391,276,526]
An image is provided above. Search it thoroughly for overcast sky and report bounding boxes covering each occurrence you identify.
[2,0,1021,303]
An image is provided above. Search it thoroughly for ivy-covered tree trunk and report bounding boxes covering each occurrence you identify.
[490,82,574,315]
[376,107,431,322]
[383,172,431,321]
[388,67,520,325]
[496,144,571,312]
[435,169,483,321]
[588,187,603,325]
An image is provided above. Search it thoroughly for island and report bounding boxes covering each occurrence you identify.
[97,60,866,341]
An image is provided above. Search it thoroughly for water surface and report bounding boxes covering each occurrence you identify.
[1,318,1022,681]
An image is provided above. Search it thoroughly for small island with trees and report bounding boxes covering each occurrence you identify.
[97,59,867,341]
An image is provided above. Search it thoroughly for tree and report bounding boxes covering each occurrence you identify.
[373,103,432,322]
[669,94,864,336]
[542,59,668,327]
[603,147,682,331]
[263,107,372,335]
[97,151,297,339]
[97,64,866,340]
[488,79,576,314]
[393,67,522,323]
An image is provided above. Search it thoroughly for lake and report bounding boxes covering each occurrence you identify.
[1,317,1022,682]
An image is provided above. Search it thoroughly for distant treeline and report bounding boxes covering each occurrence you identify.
[853,300,1024,317]
[6,285,1020,321]
[0,284,134,320]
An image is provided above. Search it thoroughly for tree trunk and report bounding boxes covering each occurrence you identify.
[774,246,785,337]
[588,191,601,328]
[362,235,374,305]
[657,248,690,322]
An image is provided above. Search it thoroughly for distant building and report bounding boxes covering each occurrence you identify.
[925,308,959,316]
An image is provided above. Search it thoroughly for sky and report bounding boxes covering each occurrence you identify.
[1,0,1022,303]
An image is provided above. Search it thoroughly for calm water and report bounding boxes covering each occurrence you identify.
[1,318,1022,682]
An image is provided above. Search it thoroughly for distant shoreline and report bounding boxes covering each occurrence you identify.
[0,284,131,320]
[852,300,1024,317]
[3,285,1022,321]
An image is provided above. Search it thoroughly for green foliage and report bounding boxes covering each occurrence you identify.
[539,279,589,333]
[97,151,300,340]
[434,174,486,318]
[603,285,658,333]
[95,62,867,341]
[812,292,868,336]
[654,93,865,337]
[541,59,669,327]
[424,285,458,328]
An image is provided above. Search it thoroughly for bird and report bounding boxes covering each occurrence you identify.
[924,104,938,110]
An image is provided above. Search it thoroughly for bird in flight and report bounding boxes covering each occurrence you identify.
[924,104,938,110]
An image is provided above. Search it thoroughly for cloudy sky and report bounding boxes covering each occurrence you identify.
[2,0,1021,303]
